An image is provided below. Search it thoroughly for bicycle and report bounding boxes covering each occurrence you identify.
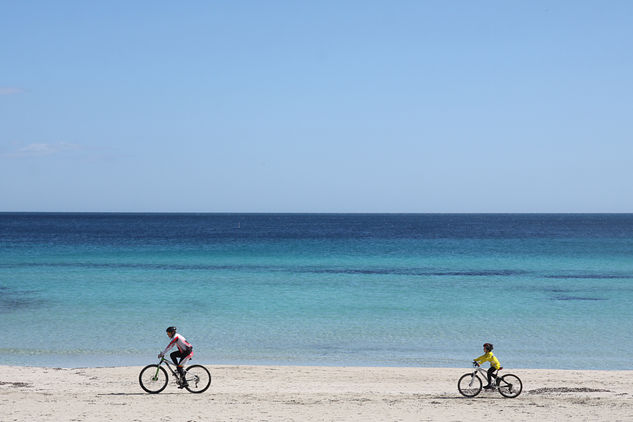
[139,356,211,394]
[457,362,522,398]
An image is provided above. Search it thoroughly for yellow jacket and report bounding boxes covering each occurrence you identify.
[474,351,500,369]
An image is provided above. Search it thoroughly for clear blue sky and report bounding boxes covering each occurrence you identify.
[1,1,632,212]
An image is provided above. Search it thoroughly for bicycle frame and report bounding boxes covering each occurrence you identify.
[155,357,182,381]
[471,365,496,379]
[468,364,506,388]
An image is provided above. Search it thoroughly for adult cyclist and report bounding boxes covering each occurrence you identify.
[158,326,193,388]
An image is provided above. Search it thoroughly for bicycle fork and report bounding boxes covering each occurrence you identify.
[466,372,478,388]
[152,366,161,381]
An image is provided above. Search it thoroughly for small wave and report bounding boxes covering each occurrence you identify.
[0,262,527,278]
[305,268,526,277]
[553,295,606,301]
[432,270,526,276]
[0,262,274,272]
[545,274,633,279]
[0,290,45,313]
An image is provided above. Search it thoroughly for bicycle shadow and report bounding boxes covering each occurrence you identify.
[432,395,508,400]
[97,392,182,396]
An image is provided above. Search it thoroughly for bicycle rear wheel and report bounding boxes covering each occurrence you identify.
[139,364,169,394]
[184,365,211,393]
[498,373,522,398]
[458,373,482,397]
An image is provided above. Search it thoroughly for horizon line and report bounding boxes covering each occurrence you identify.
[2,211,632,215]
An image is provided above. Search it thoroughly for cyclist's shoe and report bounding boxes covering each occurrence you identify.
[178,380,189,389]
[483,384,493,390]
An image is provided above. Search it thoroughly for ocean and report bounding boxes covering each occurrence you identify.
[1,213,632,369]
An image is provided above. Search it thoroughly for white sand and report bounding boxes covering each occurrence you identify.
[1,365,632,421]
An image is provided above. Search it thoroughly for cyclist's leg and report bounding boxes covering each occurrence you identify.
[485,367,495,387]
[170,350,188,376]
[170,350,183,367]
[179,349,193,369]
[174,350,192,388]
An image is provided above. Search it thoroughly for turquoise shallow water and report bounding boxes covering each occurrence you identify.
[1,213,632,368]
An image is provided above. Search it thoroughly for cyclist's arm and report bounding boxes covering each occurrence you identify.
[474,354,486,365]
[161,337,178,355]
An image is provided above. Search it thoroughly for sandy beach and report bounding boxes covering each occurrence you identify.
[1,365,632,421]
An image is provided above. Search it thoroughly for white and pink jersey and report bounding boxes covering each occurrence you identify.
[163,333,193,356]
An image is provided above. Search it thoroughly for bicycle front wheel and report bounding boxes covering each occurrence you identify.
[498,373,522,398]
[184,365,211,393]
[139,364,168,394]
[458,373,482,397]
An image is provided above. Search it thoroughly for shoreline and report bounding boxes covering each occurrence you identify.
[3,362,633,371]
[2,365,632,421]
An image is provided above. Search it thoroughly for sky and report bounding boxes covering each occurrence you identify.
[1,1,632,213]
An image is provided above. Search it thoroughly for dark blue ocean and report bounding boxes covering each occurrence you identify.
[1,213,632,369]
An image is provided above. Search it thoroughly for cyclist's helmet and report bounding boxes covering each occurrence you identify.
[166,326,177,334]
[483,343,493,352]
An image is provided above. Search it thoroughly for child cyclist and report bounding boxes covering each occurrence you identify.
[158,326,193,388]
[474,342,501,390]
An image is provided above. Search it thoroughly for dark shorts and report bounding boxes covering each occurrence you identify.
[170,347,193,366]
